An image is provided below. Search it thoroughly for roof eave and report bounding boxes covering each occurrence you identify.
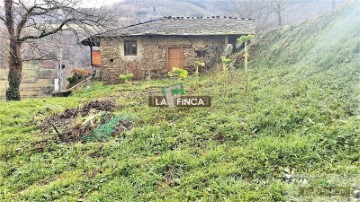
[79,36,100,47]
[98,33,255,37]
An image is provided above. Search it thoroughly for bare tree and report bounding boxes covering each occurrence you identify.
[314,0,320,16]
[270,0,289,26]
[332,0,336,10]
[229,0,277,31]
[0,0,110,100]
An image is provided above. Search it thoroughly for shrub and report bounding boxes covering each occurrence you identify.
[194,61,205,77]
[67,68,91,88]
[168,67,188,79]
[119,73,134,82]
[83,114,134,142]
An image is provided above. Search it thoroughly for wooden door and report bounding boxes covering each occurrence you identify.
[91,50,101,67]
[167,47,183,70]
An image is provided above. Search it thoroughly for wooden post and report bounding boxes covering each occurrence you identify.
[244,41,248,93]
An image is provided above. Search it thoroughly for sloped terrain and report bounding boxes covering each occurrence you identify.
[0,4,359,201]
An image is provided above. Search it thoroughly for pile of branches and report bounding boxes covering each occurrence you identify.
[40,100,132,143]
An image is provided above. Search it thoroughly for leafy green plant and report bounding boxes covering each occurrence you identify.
[119,73,134,82]
[84,115,120,142]
[221,56,231,72]
[194,61,205,93]
[238,34,255,93]
[220,56,231,98]
[194,61,205,78]
[67,68,91,89]
[168,67,188,79]
[83,114,133,142]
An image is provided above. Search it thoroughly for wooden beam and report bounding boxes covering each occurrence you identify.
[159,45,192,48]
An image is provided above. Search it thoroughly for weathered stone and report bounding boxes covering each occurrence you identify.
[99,35,230,84]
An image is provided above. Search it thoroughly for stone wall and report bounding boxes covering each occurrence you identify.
[99,35,228,84]
[0,67,55,99]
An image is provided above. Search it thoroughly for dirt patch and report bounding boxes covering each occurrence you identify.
[40,100,132,143]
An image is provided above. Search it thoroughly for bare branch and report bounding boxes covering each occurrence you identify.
[16,2,37,37]
[4,0,15,37]
[19,17,76,41]
[23,58,54,62]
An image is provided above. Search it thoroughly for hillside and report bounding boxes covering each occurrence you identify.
[108,0,345,28]
[0,4,359,201]
[112,0,213,22]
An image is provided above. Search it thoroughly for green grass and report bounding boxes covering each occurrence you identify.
[0,5,359,201]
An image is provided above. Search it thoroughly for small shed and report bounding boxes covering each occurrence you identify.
[81,16,256,84]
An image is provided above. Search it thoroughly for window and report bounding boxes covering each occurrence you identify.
[124,41,137,56]
[195,50,207,58]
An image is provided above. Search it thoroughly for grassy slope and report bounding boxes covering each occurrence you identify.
[0,5,359,202]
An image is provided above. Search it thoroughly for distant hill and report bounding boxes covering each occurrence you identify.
[108,0,349,28]
[110,0,213,25]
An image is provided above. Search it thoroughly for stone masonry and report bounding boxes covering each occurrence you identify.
[99,35,228,84]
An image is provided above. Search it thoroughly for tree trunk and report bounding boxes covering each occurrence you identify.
[6,39,22,100]
[277,11,282,26]
[244,41,248,93]
[4,0,23,101]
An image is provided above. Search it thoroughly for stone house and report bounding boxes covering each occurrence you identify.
[81,16,256,84]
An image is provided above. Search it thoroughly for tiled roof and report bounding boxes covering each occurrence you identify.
[80,16,256,46]
[100,16,256,37]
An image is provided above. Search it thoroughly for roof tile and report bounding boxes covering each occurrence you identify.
[100,17,256,37]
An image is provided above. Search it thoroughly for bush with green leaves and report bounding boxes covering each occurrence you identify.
[168,67,188,79]
[119,73,134,82]
[83,114,133,142]
[67,68,91,88]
